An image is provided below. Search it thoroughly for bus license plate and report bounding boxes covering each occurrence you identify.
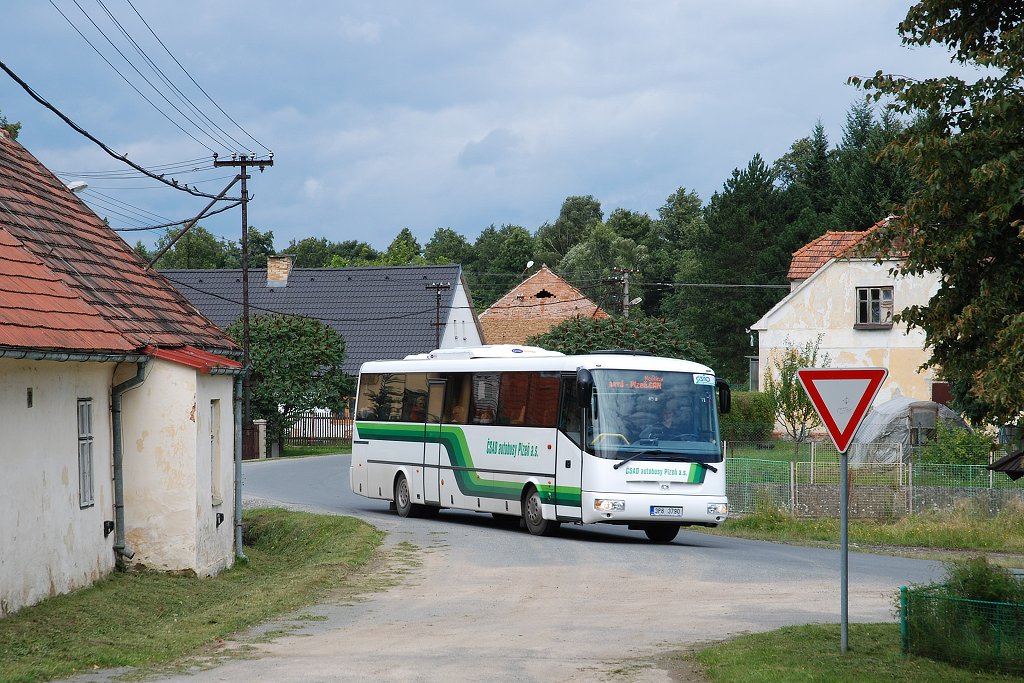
[650,506,683,517]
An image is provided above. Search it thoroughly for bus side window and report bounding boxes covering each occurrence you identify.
[559,379,581,445]
[444,373,471,424]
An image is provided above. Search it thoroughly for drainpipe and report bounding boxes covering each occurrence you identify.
[111,361,148,563]
[233,373,246,560]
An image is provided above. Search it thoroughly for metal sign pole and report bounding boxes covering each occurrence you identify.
[840,449,849,653]
[796,367,888,656]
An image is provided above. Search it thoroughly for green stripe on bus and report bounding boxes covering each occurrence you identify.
[356,422,582,504]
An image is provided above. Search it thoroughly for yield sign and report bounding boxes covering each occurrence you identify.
[797,368,888,453]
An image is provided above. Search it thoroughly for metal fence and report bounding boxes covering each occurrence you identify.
[285,410,353,447]
[726,442,1023,518]
[901,586,1024,673]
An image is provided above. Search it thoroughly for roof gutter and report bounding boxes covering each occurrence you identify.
[0,348,149,364]
[111,361,149,563]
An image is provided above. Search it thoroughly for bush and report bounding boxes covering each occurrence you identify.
[916,421,995,465]
[944,556,1024,604]
[719,391,775,442]
[902,556,1024,673]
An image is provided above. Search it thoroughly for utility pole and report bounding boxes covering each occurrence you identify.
[213,153,273,429]
[615,268,635,318]
[425,282,451,348]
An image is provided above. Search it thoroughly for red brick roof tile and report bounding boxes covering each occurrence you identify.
[786,218,894,281]
[479,265,609,344]
[0,129,237,355]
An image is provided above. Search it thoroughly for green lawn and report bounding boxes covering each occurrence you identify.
[0,509,382,683]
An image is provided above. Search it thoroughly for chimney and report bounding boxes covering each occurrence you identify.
[266,255,292,288]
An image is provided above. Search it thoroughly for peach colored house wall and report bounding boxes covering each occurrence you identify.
[752,257,941,408]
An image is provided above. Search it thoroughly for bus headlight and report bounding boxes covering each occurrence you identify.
[595,499,625,512]
[707,503,729,515]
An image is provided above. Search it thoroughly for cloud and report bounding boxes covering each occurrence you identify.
[302,178,324,200]
[338,16,382,44]
[457,128,523,168]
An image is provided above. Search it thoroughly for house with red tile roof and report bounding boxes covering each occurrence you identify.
[750,217,946,411]
[0,128,244,615]
[479,265,609,344]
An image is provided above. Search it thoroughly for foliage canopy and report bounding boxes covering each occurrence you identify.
[855,0,1024,425]
[227,314,352,443]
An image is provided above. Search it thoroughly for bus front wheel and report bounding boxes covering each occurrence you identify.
[394,474,416,518]
[644,525,680,543]
[523,488,560,536]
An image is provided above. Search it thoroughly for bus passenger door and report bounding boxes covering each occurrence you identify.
[556,376,584,520]
[422,379,446,504]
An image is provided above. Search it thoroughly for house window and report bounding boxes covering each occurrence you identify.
[210,399,222,505]
[78,398,94,508]
[855,286,894,329]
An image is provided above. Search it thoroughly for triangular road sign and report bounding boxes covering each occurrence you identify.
[797,368,888,453]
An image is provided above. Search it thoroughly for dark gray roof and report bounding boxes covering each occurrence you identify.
[162,265,466,374]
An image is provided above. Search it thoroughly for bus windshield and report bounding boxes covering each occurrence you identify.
[586,368,722,462]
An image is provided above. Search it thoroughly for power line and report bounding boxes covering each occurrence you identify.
[124,0,270,155]
[113,201,241,232]
[93,0,255,154]
[51,0,224,152]
[0,59,242,201]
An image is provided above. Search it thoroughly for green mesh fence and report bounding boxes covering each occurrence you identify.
[725,448,1024,517]
[901,586,1024,673]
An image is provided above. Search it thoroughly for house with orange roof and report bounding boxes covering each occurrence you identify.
[750,217,945,408]
[0,128,244,615]
[478,265,609,345]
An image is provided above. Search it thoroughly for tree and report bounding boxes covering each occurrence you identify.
[0,109,21,139]
[526,316,711,366]
[284,237,380,268]
[764,335,832,446]
[424,227,472,265]
[228,314,352,448]
[556,222,647,314]
[664,155,795,381]
[380,228,425,265]
[224,226,275,269]
[151,225,232,269]
[643,188,706,315]
[534,195,603,265]
[830,102,911,229]
[464,224,537,309]
[325,240,381,268]
[854,1,1024,425]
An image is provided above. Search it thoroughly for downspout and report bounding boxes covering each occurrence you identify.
[111,360,148,563]
[233,373,246,560]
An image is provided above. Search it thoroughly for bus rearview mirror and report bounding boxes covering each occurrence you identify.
[576,368,594,408]
[716,378,731,414]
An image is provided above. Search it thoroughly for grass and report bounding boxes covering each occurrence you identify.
[705,499,1024,557]
[0,508,382,683]
[281,441,351,457]
[685,623,1024,682]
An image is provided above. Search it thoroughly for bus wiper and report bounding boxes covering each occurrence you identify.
[613,451,718,473]
[612,450,671,470]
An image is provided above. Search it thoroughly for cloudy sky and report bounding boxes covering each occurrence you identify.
[0,2,964,253]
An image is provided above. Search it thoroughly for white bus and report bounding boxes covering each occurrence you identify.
[350,345,731,543]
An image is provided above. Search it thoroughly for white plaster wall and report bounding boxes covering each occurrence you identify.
[192,372,236,576]
[441,279,483,348]
[119,359,196,572]
[755,259,941,404]
[119,359,235,576]
[0,359,116,615]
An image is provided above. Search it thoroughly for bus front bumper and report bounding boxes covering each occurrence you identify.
[581,492,729,526]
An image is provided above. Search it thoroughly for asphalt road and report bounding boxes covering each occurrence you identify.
[72,454,946,682]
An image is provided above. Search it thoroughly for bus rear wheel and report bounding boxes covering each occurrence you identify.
[644,524,680,543]
[523,488,560,536]
[394,474,416,518]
